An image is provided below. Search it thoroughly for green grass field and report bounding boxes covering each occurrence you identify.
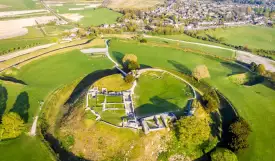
[93,74,132,91]
[197,26,275,50]
[53,5,122,27]
[135,71,193,117]
[0,49,113,161]
[106,95,123,103]
[0,0,41,11]
[109,39,275,161]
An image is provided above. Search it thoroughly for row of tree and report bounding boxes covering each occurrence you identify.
[0,42,43,56]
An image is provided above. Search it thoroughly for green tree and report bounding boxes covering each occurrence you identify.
[229,118,252,151]
[124,74,135,83]
[250,62,257,72]
[256,64,266,75]
[128,61,140,71]
[192,65,210,81]
[0,112,25,140]
[202,89,220,113]
[0,85,8,121]
[175,116,210,150]
[211,148,238,161]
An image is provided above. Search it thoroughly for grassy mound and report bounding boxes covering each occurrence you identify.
[134,71,193,117]
[228,73,253,85]
[92,74,132,92]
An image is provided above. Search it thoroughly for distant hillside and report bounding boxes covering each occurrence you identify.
[103,0,164,9]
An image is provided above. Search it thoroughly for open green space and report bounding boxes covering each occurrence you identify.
[134,71,193,117]
[109,39,275,161]
[53,5,122,27]
[0,0,41,11]
[100,110,125,125]
[197,26,275,50]
[0,134,54,161]
[0,49,113,161]
[92,74,132,91]
[106,95,123,103]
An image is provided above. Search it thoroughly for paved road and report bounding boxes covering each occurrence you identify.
[145,35,275,72]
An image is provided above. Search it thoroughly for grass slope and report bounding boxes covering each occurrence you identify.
[92,74,132,91]
[197,26,275,50]
[109,39,275,161]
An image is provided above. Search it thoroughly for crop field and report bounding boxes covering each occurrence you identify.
[0,0,41,11]
[109,39,275,161]
[43,25,74,36]
[52,5,122,27]
[197,26,275,50]
[134,71,193,117]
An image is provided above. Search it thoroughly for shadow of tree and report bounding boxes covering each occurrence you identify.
[220,61,247,76]
[0,85,8,122]
[0,76,27,85]
[10,91,30,122]
[168,60,192,75]
[112,51,124,66]
[135,96,185,118]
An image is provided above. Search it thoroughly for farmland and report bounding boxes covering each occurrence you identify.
[109,39,275,161]
[197,26,275,50]
[0,0,41,11]
[52,5,122,27]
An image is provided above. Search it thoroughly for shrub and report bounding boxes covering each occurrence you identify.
[124,74,135,83]
[140,38,147,43]
[192,65,210,81]
[211,148,238,161]
[256,64,266,75]
[228,117,252,152]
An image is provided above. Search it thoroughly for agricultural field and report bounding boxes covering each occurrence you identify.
[134,71,193,117]
[52,4,122,27]
[105,0,164,9]
[0,26,56,55]
[197,26,275,50]
[0,0,41,11]
[109,39,275,161]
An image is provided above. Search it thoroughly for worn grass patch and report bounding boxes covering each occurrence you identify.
[93,74,132,92]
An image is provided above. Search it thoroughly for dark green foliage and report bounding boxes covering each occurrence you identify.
[140,38,147,43]
[0,85,8,122]
[61,135,75,150]
[250,62,257,72]
[211,148,238,161]
[10,92,30,122]
[127,61,140,70]
[202,89,220,113]
[228,117,252,152]
[124,74,135,83]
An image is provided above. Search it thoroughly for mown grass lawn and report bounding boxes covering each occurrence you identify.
[134,71,193,117]
[109,39,275,161]
[197,26,275,50]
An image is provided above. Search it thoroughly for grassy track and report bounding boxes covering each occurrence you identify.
[197,26,275,50]
[135,71,192,117]
[109,39,275,161]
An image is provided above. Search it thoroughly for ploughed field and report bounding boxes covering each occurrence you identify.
[109,39,275,161]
